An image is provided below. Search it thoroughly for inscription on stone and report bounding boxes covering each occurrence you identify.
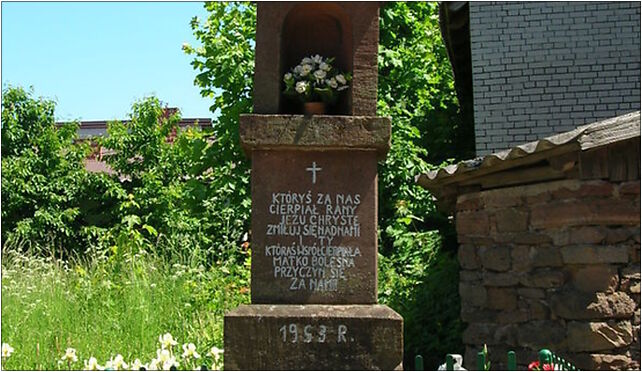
[251,150,378,304]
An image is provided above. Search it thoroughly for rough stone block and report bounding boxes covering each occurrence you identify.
[570,226,607,244]
[566,321,633,352]
[460,282,487,307]
[619,181,640,196]
[483,271,520,287]
[463,323,497,345]
[224,305,403,370]
[495,208,529,232]
[457,211,490,236]
[531,199,640,228]
[571,265,619,293]
[519,269,566,288]
[512,246,563,271]
[561,246,629,264]
[517,287,546,299]
[479,246,511,271]
[516,320,566,349]
[458,244,481,270]
[551,291,636,320]
[487,287,518,311]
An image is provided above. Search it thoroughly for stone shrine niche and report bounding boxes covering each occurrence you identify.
[254,2,380,116]
[281,4,352,115]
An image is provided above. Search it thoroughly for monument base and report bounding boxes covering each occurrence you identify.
[224,304,403,370]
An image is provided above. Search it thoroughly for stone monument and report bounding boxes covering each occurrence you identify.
[224,2,403,369]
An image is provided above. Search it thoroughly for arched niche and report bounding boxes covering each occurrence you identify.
[280,3,353,115]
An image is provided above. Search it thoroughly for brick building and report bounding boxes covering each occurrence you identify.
[440,1,641,155]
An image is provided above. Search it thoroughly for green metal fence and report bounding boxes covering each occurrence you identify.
[415,348,579,371]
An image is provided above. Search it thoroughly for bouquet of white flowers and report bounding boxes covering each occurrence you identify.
[283,54,351,105]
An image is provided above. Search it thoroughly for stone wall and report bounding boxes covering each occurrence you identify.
[456,179,640,370]
[469,2,641,155]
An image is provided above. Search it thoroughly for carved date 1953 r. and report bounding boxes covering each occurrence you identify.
[279,324,349,344]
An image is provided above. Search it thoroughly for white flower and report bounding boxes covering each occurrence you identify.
[300,64,312,76]
[326,78,338,89]
[182,343,201,359]
[313,69,327,81]
[293,65,302,76]
[302,57,313,65]
[335,74,347,85]
[148,358,161,371]
[84,357,103,371]
[157,349,171,364]
[106,354,128,370]
[283,73,293,82]
[312,54,323,64]
[162,356,179,371]
[61,347,78,363]
[131,359,147,371]
[1,343,14,358]
[158,333,178,349]
[295,81,308,94]
[319,62,331,72]
[208,346,223,362]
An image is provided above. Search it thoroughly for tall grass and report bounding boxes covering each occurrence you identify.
[1,249,250,370]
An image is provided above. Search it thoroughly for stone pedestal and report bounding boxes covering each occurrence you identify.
[225,305,403,370]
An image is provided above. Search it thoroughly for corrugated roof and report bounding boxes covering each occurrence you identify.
[417,111,641,189]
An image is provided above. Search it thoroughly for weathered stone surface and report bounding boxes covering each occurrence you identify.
[456,211,490,236]
[570,226,606,244]
[566,321,633,352]
[520,298,550,320]
[494,208,528,232]
[519,269,566,288]
[456,194,482,211]
[460,270,482,282]
[531,199,640,229]
[496,309,529,324]
[461,307,498,323]
[224,305,403,370]
[250,150,377,304]
[459,282,487,307]
[517,287,546,299]
[571,265,619,293]
[479,246,511,271]
[516,320,566,349]
[552,180,614,199]
[588,353,635,371]
[604,228,632,244]
[487,287,517,310]
[462,323,497,345]
[239,115,391,158]
[551,291,636,320]
[512,246,563,271]
[483,271,520,287]
[561,245,629,264]
[458,244,481,270]
[496,232,551,245]
[619,181,641,196]
[493,323,519,345]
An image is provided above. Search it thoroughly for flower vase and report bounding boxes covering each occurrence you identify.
[303,102,326,115]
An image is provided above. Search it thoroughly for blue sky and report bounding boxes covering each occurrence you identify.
[2,2,213,121]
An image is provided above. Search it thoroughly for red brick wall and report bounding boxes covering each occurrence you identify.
[456,179,640,370]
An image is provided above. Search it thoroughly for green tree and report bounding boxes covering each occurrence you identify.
[1,86,119,256]
[185,2,465,368]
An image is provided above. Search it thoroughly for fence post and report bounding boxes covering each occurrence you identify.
[477,351,485,371]
[507,351,516,370]
[446,354,454,371]
[539,349,553,367]
[414,355,424,371]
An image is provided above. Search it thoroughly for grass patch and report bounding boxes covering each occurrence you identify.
[1,249,250,370]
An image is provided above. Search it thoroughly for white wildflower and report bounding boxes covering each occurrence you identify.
[162,356,179,371]
[61,347,78,363]
[312,54,322,64]
[319,62,331,71]
[1,343,14,358]
[302,57,313,65]
[148,357,161,371]
[335,74,347,85]
[131,359,147,371]
[158,333,178,350]
[208,346,223,362]
[182,343,201,359]
[313,69,327,81]
[83,357,103,371]
[106,354,128,370]
[326,78,338,89]
[295,81,308,94]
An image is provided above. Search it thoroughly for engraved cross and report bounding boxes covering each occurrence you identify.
[306,161,322,184]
